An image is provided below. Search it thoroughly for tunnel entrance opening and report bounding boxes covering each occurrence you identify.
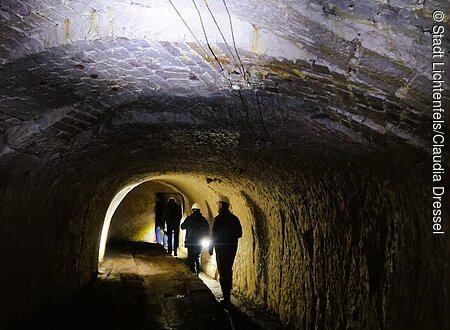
[98,178,185,262]
[93,172,284,328]
[0,0,447,328]
[97,172,261,297]
[98,173,255,277]
[92,173,286,328]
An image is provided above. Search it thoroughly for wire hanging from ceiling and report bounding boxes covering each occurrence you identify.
[201,0,246,80]
[167,0,209,59]
[200,0,273,171]
[191,0,228,79]
[166,0,271,174]
[191,0,258,138]
[217,0,271,144]
[220,0,248,81]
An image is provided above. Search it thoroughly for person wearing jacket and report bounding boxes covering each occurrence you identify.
[163,197,182,256]
[209,196,242,306]
[181,203,210,275]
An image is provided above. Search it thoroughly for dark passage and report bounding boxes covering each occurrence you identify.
[11,242,279,330]
[0,1,448,329]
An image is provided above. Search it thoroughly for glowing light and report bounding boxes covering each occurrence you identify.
[99,183,140,262]
[201,238,211,249]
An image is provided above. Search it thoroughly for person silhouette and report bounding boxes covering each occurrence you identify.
[209,196,242,306]
[163,197,182,256]
[181,203,210,275]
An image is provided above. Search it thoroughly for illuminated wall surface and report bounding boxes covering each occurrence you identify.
[0,0,448,328]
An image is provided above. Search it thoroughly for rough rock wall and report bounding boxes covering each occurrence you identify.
[0,130,448,329]
[166,154,446,329]
[0,155,110,327]
[88,159,450,329]
[235,161,449,329]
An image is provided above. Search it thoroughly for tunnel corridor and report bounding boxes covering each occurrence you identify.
[0,0,449,329]
[14,241,281,330]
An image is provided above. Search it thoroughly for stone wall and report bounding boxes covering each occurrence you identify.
[0,0,448,329]
[0,136,448,328]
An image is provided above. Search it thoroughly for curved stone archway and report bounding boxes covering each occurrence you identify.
[0,0,448,329]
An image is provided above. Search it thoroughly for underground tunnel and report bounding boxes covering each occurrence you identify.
[0,0,449,329]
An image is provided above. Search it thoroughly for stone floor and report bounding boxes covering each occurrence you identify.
[13,241,283,330]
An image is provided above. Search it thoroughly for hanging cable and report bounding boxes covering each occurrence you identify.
[167,0,209,59]
[208,0,272,171]
[191,0,260,144]
[168,0,253,133]
[190,0,228,78]
[221,0,247,81]
[221,0,270,144]
[237,89,255,132]
[201,0,245,80]
[167,0,271,173]
[255,91,270,142]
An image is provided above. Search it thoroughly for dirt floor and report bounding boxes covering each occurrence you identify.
[12,241,283,330]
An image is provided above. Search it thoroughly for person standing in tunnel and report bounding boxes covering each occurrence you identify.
[154,193,167,248]
[181,203,210,275]
[209,196,242,306]
[164,197,182,256]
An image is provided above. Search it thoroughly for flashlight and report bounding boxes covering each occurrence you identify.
[201,238,211,249]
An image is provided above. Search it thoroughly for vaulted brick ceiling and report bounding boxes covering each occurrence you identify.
[1,2,449,328]
[1,0,448,164]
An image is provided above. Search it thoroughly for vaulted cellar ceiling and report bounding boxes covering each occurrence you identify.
[0,0,448,166]
[1,1,449,328]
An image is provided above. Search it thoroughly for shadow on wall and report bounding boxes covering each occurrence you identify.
[241,191,269,302]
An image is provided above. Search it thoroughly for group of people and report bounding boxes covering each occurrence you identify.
[154,194,242,306]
